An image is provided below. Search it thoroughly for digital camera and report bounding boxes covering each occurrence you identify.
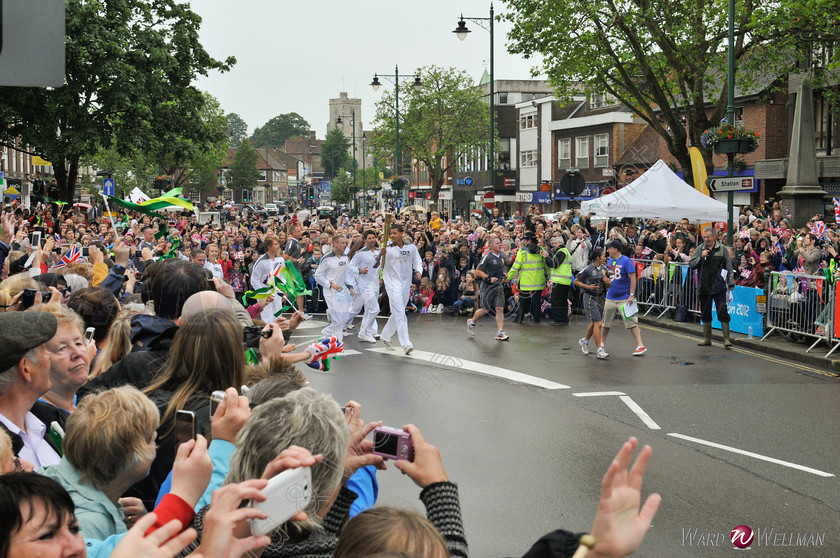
[372,426,414,462]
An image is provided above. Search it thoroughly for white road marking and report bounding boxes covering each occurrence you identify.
[668,433,835,478]
[293,321,330,330]
[619,396,661,430]
[366,348,570,390]
[574,391,627,397]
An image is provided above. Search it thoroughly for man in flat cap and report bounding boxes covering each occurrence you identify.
[0,311,62,468]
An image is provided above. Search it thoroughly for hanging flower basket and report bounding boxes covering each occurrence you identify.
[701,124,760,154]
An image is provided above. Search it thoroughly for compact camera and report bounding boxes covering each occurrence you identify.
[372,426,414,462]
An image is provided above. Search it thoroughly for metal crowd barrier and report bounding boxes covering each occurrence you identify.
[632,258,675,318]
[763,270,836,354]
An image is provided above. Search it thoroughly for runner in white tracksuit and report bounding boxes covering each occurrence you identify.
[314,236,352,342]
[378,225,422,353]
[250,236,284,323]
[345,231,380,342]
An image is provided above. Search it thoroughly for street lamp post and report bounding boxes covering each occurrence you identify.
[453,3,495,191]
[725,0,735,245]
[336,110,359,214]
[362,133,367,215]
[371,65,422,207]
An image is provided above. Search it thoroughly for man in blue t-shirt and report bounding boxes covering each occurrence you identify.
[600,240,647,358]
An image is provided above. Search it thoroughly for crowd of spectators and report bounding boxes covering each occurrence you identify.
[4,191,829,557]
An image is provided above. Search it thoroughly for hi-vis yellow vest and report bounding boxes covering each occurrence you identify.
[508,249,546,291]
[549,247,573,285]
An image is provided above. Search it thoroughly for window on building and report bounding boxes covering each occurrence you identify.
[557,138,571,169]
[520,114,536,130]
[590,92,619,109]
[575,137,589,169]
[497,92,508,105]
[521,93,534,102]
[520,150,537,167]
[594,134,609,167]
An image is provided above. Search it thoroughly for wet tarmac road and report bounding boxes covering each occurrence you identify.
[295,312,840,557]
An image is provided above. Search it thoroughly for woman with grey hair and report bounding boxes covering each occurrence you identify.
[181,387,383,557]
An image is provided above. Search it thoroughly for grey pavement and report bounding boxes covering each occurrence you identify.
[296,311,840,557]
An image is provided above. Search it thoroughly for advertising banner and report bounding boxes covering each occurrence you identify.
[712,286,764,336]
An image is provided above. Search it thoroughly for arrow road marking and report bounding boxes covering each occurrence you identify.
[365,348,570,390]
[573,391,627,397]
[668,433,834,478]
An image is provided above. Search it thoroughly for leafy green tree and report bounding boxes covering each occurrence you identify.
[251,113,310,148]
[369,66,490,209]
[501,0,840,184]
[329,170,352,205]
[228,140,261,190]
[85,92,228,196]
[321,127,351,179]
[0,0,234,203]
[226,113,248,147]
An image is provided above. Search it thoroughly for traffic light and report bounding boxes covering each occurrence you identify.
[241,189,249,203]
[308,187,315,200]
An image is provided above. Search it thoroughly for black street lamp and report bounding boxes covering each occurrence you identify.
[370,65,422,207]
[453,3,495,190]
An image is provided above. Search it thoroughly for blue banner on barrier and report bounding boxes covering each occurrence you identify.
[712,286,764,336]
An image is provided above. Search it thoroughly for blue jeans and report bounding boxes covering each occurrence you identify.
[453,298,475,312]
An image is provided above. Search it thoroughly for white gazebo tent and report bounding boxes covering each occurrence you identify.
[580,159,728,223]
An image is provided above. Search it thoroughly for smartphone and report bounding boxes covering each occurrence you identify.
[209,390,226,419]
[175,410,196,446]
[84,327,95,345]
[82,247,89,258]
[372,426,414,462]
[248,466,312,536]
[29,231,42,248]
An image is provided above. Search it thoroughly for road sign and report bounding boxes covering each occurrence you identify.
[464,176,474,187]
[483,191,495,209]
[707,176,755,192]
[395,198,403,209]
[0,1,65,86]
[559,171,585,196]
[4,187,21,198]
[103,178,115,196]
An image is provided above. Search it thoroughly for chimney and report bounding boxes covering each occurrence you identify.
[309,131,316,141]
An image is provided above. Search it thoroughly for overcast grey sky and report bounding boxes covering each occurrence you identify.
[188,0,543,136]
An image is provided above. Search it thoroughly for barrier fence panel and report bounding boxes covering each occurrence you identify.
[632,259,674,318]
[763,271,836,354]
[825,282,840,358]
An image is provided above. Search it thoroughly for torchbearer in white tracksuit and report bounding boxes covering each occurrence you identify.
[250,235,284,323]
[314,235,352,342]
[345,231,381,342]
[378,224,422,354]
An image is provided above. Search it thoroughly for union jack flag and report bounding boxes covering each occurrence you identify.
[739,229,751,239]
[658,229,671,238]
[641,247,653,258]
[808,220,827,239]
[834,198,840,225]
[234,251,245,261]
[53,245,82,269]
[540,299,550,314]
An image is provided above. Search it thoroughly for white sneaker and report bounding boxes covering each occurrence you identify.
[467,319,476,336]
[302,313,313,321]
[345,323,356,331]
[596,347,610,359]
[381,338,394,351]
[358,335,376,343]
[579,338,590,355]
[403,345,414,355]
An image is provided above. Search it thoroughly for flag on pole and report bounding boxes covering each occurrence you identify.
[108,187,193,217]
[128,187,151,204]
[834,198,840,225]
[739,229,751,239]
[269,260,310,300]
[52,245,82,269]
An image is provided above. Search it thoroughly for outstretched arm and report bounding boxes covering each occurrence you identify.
[588,437,661,558]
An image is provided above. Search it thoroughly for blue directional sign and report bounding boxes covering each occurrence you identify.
[103,178,115,196]
[464,176,474,187]
[395,198,403,209]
